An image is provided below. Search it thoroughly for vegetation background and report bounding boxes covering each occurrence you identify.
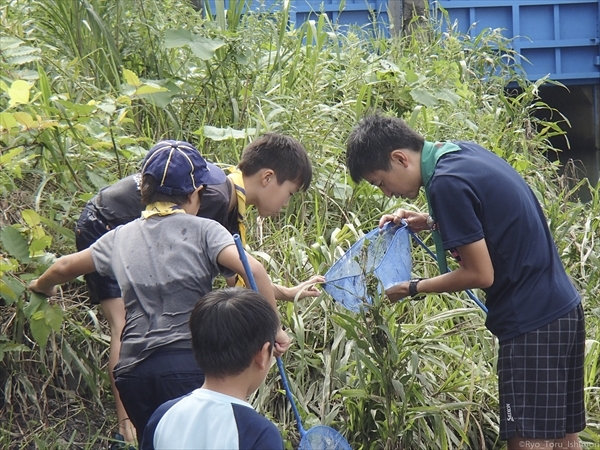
[1,0,598,449]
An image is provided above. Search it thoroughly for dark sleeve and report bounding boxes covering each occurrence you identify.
[232,404,284,450]
[429,174,484,250]
[140,397,183,450]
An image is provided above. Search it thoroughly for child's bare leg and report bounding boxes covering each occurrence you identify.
[101,297,136,443]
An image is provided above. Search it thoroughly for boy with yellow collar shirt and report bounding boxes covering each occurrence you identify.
[345,114,585,449]
[29,141,290,444]
[201,133,325,293]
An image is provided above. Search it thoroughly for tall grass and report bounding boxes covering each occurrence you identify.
[1,0,599,448]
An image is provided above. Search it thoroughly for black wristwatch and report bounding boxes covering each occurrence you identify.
[409,278,424,298]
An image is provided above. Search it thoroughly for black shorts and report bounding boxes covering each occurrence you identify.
[498,303,586,439]
[75,204,121,304]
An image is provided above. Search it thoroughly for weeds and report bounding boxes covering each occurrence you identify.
[1,0,599,448]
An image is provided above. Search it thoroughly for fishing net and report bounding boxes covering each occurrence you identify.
[298,425,353,449]
[323,223,412,312]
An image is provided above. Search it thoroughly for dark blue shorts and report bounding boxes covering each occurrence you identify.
[75,203,121,304]
[115,348,204,444]
[498,303,586,439]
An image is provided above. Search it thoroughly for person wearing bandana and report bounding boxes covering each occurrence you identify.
[345,114,585,450]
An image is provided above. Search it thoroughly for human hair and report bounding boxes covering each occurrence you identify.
[190,288,279,378]
[346,114,425,183]
[238,133,312,191]
[140,174,190,206]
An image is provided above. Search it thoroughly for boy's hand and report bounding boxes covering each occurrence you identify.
[274,327,291,357]
[279,275,326,301]
[384,281,409,303]
[28,279,57,297]
[379,209,430,232]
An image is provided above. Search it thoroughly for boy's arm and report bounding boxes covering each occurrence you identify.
[28,249,97,297]
[273,275,326,301]
[385,239,494,301]
[217,245,291,355]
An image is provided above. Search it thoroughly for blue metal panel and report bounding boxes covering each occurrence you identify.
[433,0,600,84]
[205,0,389,35]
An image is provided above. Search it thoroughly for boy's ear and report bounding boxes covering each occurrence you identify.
[254,341,273,370]
[188,185,204,202]
[390,149,409,168]
[260,169,275,186]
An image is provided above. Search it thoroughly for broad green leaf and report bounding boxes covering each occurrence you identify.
[123,69,140,87]
[56,100,95,115]
[0,280,17,305]
[30,225,46,240]
[435,88,461,105]
[30,316,52,348]
[8,80,32,107]
[24,292,46,318]
[202,125,255,141]
[22,209,41,227]
[410,88,438,108]
[86,170,109,190]
[13,111,36,128]
[0,112,18,130]
[188,36,226,60]
[29,236,52,255]
[45,305,64,331]
[0,147,23,164]
[0,225,30,263]
[137,80,179,108]
[164,29,224,60]
[1,276,26,306]
[164,29,194,48]
[135,84,168,95]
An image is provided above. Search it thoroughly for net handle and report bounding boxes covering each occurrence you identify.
[233,235,307,437]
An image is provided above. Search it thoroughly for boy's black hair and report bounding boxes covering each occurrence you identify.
[140,174,191,206]
[346,114,425,183]
[190,288,279,378]
[238,133,312,191]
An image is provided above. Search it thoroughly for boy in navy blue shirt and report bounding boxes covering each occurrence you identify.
[345,114,585,449]
[142,288,283,450]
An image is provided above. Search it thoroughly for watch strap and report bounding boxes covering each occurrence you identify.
[409,278,423,298]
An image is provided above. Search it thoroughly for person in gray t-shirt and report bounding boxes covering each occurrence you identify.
[30,140,290,444]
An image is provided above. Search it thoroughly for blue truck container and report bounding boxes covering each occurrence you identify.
[288,0,389,31]
[205,1,600,85]
[205,1,390,33]
[432,0,600,85]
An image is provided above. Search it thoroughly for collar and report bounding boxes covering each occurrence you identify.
[141,202,186,219]
[420,141,461,273]
[227,168,247,245]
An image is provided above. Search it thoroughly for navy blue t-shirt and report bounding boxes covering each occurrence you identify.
[429,142,580,341]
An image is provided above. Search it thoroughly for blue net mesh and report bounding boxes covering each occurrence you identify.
[323,224,412,312]
[299,426,353,450]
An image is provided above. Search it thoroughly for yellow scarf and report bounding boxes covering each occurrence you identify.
[227,168,249,287]
[141,202,186,219]
[227,168,248,245]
